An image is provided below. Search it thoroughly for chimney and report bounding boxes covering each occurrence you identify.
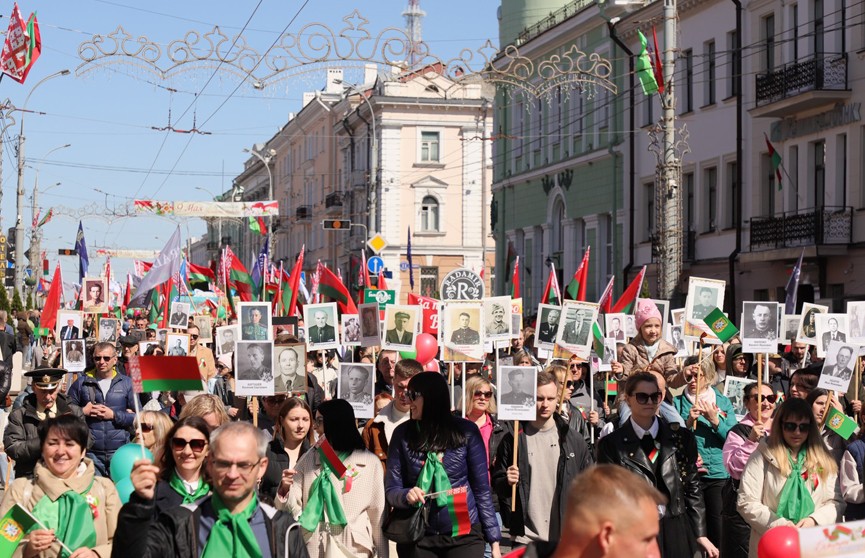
[326,68,343,93]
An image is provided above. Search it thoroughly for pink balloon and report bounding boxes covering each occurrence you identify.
[423,360,440,372]
[758,526,799,558]
[415,333,439,365]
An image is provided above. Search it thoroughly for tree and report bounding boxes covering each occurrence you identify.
[26,292,33,310]
[11,290,23,313]
[0,287,10,315]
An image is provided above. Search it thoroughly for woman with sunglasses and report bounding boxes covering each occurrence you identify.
[738,398,843,556]
[672,359,737,552]
[461,375,507,482]
[598,371,718,558]
[260,397,313,505]
[567,357,607,433]
[619,300,678,382]
[280,399,386,558]
[0,414,121,558]
[153,416,211,514]
[387,372,502,557]
[134,410,174,455]
[806,388,848,463]
[721,382,777,558]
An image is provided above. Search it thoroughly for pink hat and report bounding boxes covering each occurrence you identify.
[635,299,662,330]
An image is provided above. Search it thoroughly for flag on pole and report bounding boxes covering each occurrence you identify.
[287,246,305,317]
[541,264,562,306]
[511,256,520,299]
[21,11,40,82]
[407,227,415,291]
[636,30,659,96]
[702,308,739,343]
[785,248,805,315]
[591,321,605,358]
[123,273,133,310]
[566,247,590,301]
[40,263,63,331]
[0,504,38,557]
[75,221,89,283]
[764,133,783,190]
[377,269,388,291]
[317,261,358,314]
[247,216,267,236]
[317,437,348,478]
[224,246,254,303]
[651,26,664,94]
[130,227,182,306]
[128,355,205,393]
[187,262,215,289]
[36,208,53,228]
[825,406,858,440]
[597,275,616,314]
[611,266,646,314]
[250,236,269,300]
[0,4,32,83]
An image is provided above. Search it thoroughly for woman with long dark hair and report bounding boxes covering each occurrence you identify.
[280,399,386,557]
[738,398,844,557]
[386,372,501,557]
[153,416,211,513]
[259,397,313,504]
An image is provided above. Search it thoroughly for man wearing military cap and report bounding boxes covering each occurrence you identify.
[4,368,87,478]
[385,311,413,345]
[115,334,140,376]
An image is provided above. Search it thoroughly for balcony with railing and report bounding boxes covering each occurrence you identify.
[752,54,850,118]
[750,206,852,251]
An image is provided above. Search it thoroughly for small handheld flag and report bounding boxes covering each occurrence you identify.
[702,308,739,343]
[825,407,858,440]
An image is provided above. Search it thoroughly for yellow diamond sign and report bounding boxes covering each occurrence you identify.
[367,234,387,254]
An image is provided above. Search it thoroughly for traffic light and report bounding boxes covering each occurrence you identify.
[322,219,351,230]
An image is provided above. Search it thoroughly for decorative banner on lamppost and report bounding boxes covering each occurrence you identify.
[133,200,278,217]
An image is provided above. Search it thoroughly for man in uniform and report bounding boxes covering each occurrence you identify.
[240,343,272,382]
[450,312,480,345]
[538,309,560,344]
[385,311,413,346]
[744,303,777,340]
[86,282,105,308]
[501,368,534,406]
[342,365,373,405]
[168,339,187,356]
[307,310,336,344]
[5,368,87,478]
[219,327,237,354]
[825,345,855,382]
[65,340,85,365]
[691,287,716,320]
[486,303,509,336]
[242,307,269,340]
[169,305,187,328]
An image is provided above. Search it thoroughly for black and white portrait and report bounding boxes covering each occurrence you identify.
[341,315,361,346]
[483,296,512,342]
[303,303,338,350]
[444,303,483,349]
[166,333,190,357]
[815,313,849,358]
[157,328,168,349]
[781,315,801,343]
[338,363,375,419]
[382,305,419,351]
[56,311,83,341]
[723,376,752,419]
[496,365,537,421]
[556,302,599,358]
[604,313,627,342]
[848,301,865,344]
[684,277,726,337]
[741,301,780,353]
[169,302,190,330]
[796,302,828,346]
[535,304,562,349]
[82,277,108,314]
[274,344,306,394]
[818,341,857,393]
[671,325,687,355]
[97,318,118,343]
[235,340,275,396]
[358,303,381,348]
[216,325,239,356]
[62,339,86,372]
[193,315,213,342]
[601,338,617,365]
[239,302,271,341]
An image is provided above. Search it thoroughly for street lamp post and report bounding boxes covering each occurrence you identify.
[335,79,377,236]
[15,69,71,298]
[243,146,276,257]
[30,144,70,291]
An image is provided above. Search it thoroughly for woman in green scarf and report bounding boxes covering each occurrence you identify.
[0,414,121,558]
[153,416,211,514]
[738,398,844,557]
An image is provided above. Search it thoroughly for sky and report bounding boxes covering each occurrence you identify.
[0,0,501,285]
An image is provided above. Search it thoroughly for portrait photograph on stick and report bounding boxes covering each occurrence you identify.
[534,303,562,350]
[82,277,108,314]
[341,314,361,346]
[358,303,381,348]
[303,302,339,350]
[443,302,484,359]
[555,301,598,359]
[168,301,191,330]
[62,339,86,372]
[683,276,725,337]
[338,363,375,419]
[496,365,537,421]
[382,305,419,351]
[814,313,849,358]
[56,311,83,341]
[796,302,828,346]
[818,340,858,393]
[483,296,512,343]
[741,301,780,353]
[165,333,190,357]
[235,340,275,396]
[238,301,272,341]
[273,343,306,394]
[215,324,240,356]
[193,314,213,342]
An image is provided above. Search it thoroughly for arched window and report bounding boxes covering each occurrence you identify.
[420,196,440,231]
[551,198,565,254]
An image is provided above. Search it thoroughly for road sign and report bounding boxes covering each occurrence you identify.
[367,256,384,275]
[440,268,484,300]
[367,234,387,254]
[364,289,396,310]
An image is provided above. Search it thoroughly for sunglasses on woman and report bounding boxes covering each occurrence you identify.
[782,421,811,433]
[747,393,778,403]
[407,390,422,401]
[473,390,493,399]
[633,391,663,405]
[565,380,577,390]
[171,437,207,452]
[140,423,154,433]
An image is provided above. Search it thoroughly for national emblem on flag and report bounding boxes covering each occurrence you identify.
[0,518,21,541]
[712,318,727,334]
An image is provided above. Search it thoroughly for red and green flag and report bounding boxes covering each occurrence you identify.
[636,30,659,96]
[224,246,253,302]
[611,266,646,314]
[317,261,358,315]
[286,246,305,317]
[247,216,267,236]
[597,275,615,314]
[592,321,605,358]
[318,437,348,478]
[36,208,53,228]
[511,255,520,299]
[187,262,215,289]
[541,265,562,306]
[128,355,204,393]
[764,133,783,190]
[605,380,618,398]
[566,247,590,301]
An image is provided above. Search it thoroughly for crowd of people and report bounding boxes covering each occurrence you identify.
[0,295,861,558]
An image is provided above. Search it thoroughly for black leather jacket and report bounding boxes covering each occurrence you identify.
[597,417,707,538]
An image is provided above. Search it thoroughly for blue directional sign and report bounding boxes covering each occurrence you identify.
[367,256,384,274]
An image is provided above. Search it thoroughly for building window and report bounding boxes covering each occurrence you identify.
[791,4,799,61]
[836,133,847,207]
[603,214,614,281]
[763,14,775,71]
[420,131,440,162]
[813,0,824,56]
[814,140,826,207]
[726,161,738,228]
[704,40,716,105]
[727,31,740,97]
[704,167,717,231]
[420,266,439,298]
[682,49,693,113]
[420,195,440,231]
[645,182,655,241]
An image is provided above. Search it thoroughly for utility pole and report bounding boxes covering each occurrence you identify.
[480,99,489,284]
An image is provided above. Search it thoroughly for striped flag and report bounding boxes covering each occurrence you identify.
[764,133,783,190]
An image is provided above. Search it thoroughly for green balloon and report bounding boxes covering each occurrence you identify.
[115,477,135,504]
[399,349,417,360]
[109,443,153,482]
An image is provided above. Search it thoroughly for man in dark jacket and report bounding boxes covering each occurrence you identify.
[5,368,87,478]
[113,422,308,558]
[68,342,138,477]
[493,371,593,544]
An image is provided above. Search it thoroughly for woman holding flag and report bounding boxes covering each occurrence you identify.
[280,399,386,557]
[386,372,501,558]
[0,414,121,558]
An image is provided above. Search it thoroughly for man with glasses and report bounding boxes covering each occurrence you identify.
[68,341,138,477]
[493,371,593,546]
[5,367,88,479]
[118,421,309,558]
[362,359,422,471]
[115,335,140,376]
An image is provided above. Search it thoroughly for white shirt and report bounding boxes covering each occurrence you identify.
[629,416,659,439]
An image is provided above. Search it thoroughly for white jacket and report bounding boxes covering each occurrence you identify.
[737,440,845,557]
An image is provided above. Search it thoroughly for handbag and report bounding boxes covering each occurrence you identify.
[382,502,429,544]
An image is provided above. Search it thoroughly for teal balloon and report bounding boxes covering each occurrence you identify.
[109,443,153,483]
[399,349,417,360]
[217,306,227,319]
[115,477,135,504]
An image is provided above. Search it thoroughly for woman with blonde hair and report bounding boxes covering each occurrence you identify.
[134,410,174,455]
[738,398,844,557]
[177,393,230,430]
